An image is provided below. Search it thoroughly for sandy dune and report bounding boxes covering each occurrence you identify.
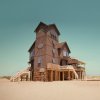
[0,79,100,100]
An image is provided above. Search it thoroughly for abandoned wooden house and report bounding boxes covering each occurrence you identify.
[28,22,85,81]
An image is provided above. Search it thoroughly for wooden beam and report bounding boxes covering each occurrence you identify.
[51,70,53,81]
[63,71,64,81]
[68,70,70,80]
[58,71,60,81]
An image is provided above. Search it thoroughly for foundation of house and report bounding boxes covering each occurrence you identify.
[32,63,85,81]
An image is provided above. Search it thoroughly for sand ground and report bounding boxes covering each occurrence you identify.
[0,79,100,100]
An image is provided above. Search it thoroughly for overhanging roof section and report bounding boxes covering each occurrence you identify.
[28,41,35,52]
[67,57,85,65]
[57,42,71,53]
[34,22,60,36]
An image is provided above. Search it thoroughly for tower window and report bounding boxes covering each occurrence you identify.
[52,58,56,64]
[38,57,42,67]
[52,41,55,48]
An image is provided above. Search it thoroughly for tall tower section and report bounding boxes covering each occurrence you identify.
[29,22,60,81]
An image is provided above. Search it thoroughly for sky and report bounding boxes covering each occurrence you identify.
[0,0,100,76]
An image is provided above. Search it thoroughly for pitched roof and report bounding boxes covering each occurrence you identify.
[34,22,60,35]
[67,57,85,65]
[57,42,71,53]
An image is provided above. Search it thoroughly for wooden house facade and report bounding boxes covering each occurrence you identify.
[28,22,85,81]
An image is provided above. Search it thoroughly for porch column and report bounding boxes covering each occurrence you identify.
[58,71,60,81]
[68,70,70,80]
[55,70,57,81]
[63,71,64,81]
[51,70,53,81]
[72,71,74,79]
[83,71,85,79]
[82,71,85,80]
[79,71,81,79]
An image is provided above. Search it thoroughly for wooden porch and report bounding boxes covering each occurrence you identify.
[47,63,85,81]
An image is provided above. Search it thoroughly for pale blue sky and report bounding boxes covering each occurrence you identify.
[0,0,100,76]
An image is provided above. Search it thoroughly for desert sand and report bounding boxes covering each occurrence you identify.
[0,79,100,100]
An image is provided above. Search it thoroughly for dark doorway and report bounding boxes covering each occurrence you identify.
[60,72,63,81]
[53,71,55,81]
[47,70,51,81]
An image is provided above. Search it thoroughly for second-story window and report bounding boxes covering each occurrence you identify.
[63,50,68,57]
[52,48,55,57]
[52,58,56,64]
[38,56,42,67]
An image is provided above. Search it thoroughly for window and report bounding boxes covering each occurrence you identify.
[52,48,56,57]
[52,58,56,64]
[63,50,69,57]
[63,50,67,56]
[52,48,55,53]
[38,56,42,63]
[52,41,55,48]
[38,57,42,67]
[50,30,57,41]
[39,29,46,33]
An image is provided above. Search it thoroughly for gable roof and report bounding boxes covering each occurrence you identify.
[34,22,60,35]
[57,42,71,53]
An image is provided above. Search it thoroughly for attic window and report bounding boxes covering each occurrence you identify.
[39,29,46,33]
[50,30,57,41]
